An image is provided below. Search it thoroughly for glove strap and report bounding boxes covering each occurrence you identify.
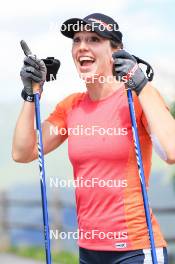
[132,55,154,81]
[21,89,34,102]
[42,57,60,82]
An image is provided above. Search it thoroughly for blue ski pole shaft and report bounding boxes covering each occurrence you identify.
[34,85,52,264]
[20,40,52,264]
[127,88,157,263]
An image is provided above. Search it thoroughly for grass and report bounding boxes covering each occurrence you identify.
[9,246,79,264]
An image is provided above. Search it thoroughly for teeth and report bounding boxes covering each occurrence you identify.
[79,56,95,62]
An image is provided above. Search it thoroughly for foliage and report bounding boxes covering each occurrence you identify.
[170,102,175,119]
[9,246,78,264]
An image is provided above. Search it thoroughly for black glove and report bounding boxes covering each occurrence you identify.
[112,50,153,95]
[20,56,60,102]
[43,57,60,82]
[20,56,47,102]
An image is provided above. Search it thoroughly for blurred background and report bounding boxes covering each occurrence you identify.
[0,0,175,263]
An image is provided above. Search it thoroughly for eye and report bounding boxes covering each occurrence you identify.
[73,37,81,43]
[90,36,100,42]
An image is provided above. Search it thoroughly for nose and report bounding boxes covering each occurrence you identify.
[78,39,89,51]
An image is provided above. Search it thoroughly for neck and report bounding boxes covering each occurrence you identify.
[85,76,122,101]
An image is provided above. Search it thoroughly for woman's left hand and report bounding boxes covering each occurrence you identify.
[112,50,148,96]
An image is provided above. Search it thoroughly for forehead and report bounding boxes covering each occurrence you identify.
[73,30,102,38]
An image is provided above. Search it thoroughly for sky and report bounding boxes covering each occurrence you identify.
[0,0,175,104]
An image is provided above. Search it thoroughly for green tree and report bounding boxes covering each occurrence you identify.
[170,101,175,119]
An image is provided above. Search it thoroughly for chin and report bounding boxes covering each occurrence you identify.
[76,63,100,83]
[78,67,101,84]
[79,72,97,83]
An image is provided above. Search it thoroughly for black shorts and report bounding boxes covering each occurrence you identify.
[79,247,168,264]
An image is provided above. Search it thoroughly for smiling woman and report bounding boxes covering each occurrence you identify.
[12,11,175,264]
[71,32,123,84]
[71,31,118,87]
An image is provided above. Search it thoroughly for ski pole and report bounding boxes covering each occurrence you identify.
[126,87,157,263]
[20,40,52,264]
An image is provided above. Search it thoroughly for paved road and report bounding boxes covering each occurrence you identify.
[0,253,47,264]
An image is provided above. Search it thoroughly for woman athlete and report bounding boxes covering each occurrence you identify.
[12,13,175,263]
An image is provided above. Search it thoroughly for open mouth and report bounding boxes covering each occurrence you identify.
[78,56,95,67]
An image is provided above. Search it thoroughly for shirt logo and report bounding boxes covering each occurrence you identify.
[115,242,127,249]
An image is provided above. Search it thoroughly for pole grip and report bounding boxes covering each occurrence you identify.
[32,82,40,94]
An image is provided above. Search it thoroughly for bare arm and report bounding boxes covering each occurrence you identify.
[139,83,175,164]
[12,102,67,163]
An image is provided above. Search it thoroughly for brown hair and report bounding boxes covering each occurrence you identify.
[110,39,123,50]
